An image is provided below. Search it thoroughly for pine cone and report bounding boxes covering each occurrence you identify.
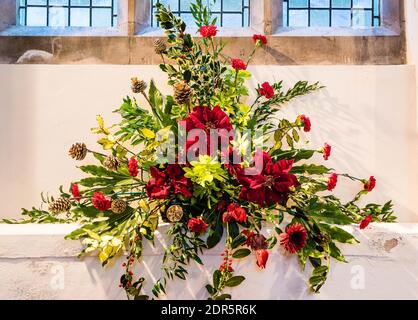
[69,143,87,161]
[103,155,119,171]
[154,39,167,55]
[174,82,192,105]
[131,77,147,94]
[111,199,127,214]
[49,197,71,214]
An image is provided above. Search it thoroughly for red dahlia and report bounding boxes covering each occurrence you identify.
[255,249,269,269]
[253,34,267,46]
[71,183,81,202]
[231,58,247,71]
[236,150,299,207]
[259,82,275,99]
[128,157,139,177]
[182,105,233,157]
[145,164,192,199]
[279,223,308,254]
[222,203,247,224]
[187,217,208,235]
[327,173,338,191]
[323,143,331,160]
[364,176,376,192]
[298,114,311,132]
[92,192,111,212]
[359,215,373,229]
[200,25,217,38]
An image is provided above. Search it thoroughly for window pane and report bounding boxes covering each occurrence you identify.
[283,0,380,27]
[19,0,117,27]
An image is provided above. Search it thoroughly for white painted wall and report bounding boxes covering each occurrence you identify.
[0,223,417,299]
[0,65,417,221]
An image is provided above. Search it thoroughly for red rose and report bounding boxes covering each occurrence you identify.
[279,223,308,254]
[92,192,111,212]
[182,105,233,157]
[231,58,247,71]
[222,203,247,223]
[259,82,275,99]
[364,176,376,192]
[255,249,269,269]
[253,34,267,46]
[360,215,373,229]
[187,217,208,235]
[145,165,192,199]
[327,173,338,191]
[200,25,217,38]
[323,143,331,160]
[71,183,81,202]
[128,157,139,177]
[298,114,311,132]
[236,150,299,207]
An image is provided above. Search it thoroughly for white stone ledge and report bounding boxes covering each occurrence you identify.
[0,223,417,299]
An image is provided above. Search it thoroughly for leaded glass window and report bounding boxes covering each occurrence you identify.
[18,0,118,27]
[283,0,381,27]
[151,0,250,28]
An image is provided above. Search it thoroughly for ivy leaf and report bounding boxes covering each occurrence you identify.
[225,276,245,287]
[232,248,251,259]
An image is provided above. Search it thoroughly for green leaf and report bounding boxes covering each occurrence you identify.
[232,248,251,259]
[271,149,315,162]
[207,219,223,249]
[329,242,347,262]
[213,270,221,289]
[205,284,215,295]
[215,294,232,300]
[292,129,300,142]
[231,234,247,249]
[319,224,359,244]
[224,276,245,287]
[290,164,331,175]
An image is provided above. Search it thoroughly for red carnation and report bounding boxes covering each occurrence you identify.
[200,25,217,38]
[231,58,247,71]
[187,217,208,235]
[71,183,81,202]
[360,215,373,230]
[327,173,338,191]
[128,157,139,177]
[253,34,267,46]
[255,249,269,269]
[182,105,233,157]
[259,82,275,99]
[323,143,331,160]
[222,203,247,223]
[364,176,376,192]
[92,192,111,212]
[145,164,192,200]
[298,114,311,132]
[236,150,299,207]
[279,223,308,254]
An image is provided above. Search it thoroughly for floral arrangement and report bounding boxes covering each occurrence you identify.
[7,1,395,300]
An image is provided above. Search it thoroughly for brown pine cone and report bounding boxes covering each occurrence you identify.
[111,199,127,214]
[103,155,119,171]
[174,82,192,105]
[48,197,71,214]
[154,39,167,55]
[68,143,87,161]
[131,77,147,94]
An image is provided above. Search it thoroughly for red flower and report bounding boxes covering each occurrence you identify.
[187,217,208,235]
[245,233,267,250]
[92,192,111,212]
[327,173,338,191]
[145,164,192,199]
[236,150,299,207]
[364,176,376,192]
[222,203,247,223]
[128,157,139,177]
[255,249,269,269]
[359,215,373,229]
[323,143,331,160]
[216,200,229,213]
[222,147,243,176]
[231,58,247,71]
[279,223,308,254]
[182,106,233,157]
[259,82,275,99]
[253,34,267,46]
[298,114,311,132]
[71,183,81,202]
[200,25,217,38]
